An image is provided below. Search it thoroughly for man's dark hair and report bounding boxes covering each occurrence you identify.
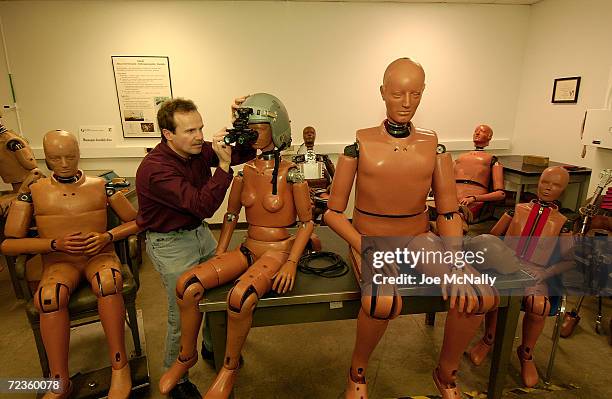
[157,98,198,142]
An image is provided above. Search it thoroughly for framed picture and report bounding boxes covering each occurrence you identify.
[552,76,581,103]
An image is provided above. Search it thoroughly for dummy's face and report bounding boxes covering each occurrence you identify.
[250,123,273,150]
[303,129,316,146]
[164,111,204,158]
[473,126,492,148]
[380,71,425,125]
[538,170,568,202]
[46,143,79,178]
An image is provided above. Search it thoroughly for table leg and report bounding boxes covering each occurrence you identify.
[488,295,522,399]
[515,185,523,206]
[206,311,228,373]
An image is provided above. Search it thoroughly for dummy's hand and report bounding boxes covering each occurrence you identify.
[231,95,250,121]
[527,268,551,284]
[441,268,479,313]
[212,129,232,171]
[18,168,45,194]
[459,196,476,206]
[82,232,112,256]
[55,232,89,254]
[272,260,297,294]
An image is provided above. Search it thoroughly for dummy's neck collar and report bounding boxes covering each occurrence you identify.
[54,171,81,184]
[0,124,7,134]
[475,146,485,151]
[384,120,411,138]
[259,150,276,160]
[533,199,558,209]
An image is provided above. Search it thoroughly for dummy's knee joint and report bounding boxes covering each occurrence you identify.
[92,268,122,297]
[524,295,550,317]
[36,283,70,313]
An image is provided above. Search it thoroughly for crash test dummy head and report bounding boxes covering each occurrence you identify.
[380,58,426,126]
[537,166,569,203]
[303,126,316,148]
[43,130,80,179]
[473,124,493,148]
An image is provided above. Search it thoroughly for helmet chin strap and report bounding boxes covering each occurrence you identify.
[260,149,282,195]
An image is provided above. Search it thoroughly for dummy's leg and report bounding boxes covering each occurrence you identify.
[468,309,498,366]
[518,293,550,387]
[345,248,402,399]
[159,249,249,394]
[35,263,80,399]
[204,250,288,399]
[86,253,131,399]
[413,232,499,398]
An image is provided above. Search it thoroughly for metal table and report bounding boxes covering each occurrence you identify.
[201,226,534,399]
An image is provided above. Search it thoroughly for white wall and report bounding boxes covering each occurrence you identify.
[0,0,530,220]
[512,0,612,199]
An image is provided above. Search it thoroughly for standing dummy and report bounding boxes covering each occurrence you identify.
[158,93,314,399]
[468,166,574,387]
[324,58,498,399]
[1,130,139,398]
[454,124,505,222]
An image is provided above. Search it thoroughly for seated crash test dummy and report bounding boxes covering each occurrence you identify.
[454,124,505,222]
[1,130,140,399]
[158,93,314,399]
[323,57,498,399]
[468,166,574,387]
[292,126,335,222]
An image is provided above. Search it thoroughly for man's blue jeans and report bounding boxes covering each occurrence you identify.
[146,223,217,383]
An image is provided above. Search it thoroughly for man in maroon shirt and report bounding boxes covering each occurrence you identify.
[136,98,254,399]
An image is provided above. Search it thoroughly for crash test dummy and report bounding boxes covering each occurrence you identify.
[1,130,140,398]
[454,124,505,222]
[292,126,336,222]
[323,58,498,399]
[158,93,315,399]
[468,166,574,387]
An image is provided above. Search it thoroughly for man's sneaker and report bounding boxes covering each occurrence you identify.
[169,380,202,399]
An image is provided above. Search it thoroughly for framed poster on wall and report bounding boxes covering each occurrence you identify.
[551,76,581,104]
[112,56,173,138]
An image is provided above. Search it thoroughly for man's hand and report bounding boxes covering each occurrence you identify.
[459,196,476,206]
[82,231,112,256]
[272,260,297,294]
[212,128,232,172]
[441,268,479,313]
[54,232,89,254]
[231,95,250,121]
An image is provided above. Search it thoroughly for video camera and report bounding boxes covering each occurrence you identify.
[224,107,258,146]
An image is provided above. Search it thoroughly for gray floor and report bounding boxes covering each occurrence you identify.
[1,231,611,399]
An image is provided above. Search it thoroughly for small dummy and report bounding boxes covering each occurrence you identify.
[1,130,140,398]
[454,124,505,222]
[0,116,43,217]
[159,93,314,399]
[292,126,335,222]
[323,58,498,399]
[468,166,574,387]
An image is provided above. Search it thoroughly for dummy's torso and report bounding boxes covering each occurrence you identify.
[353,123,436,237]
[504,201,567,267]
[241,158,299,256]
[454,151,494,199]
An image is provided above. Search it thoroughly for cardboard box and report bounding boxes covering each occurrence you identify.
[522,155,549,167]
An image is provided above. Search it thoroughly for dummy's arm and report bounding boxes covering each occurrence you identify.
[215,173,244,255]
[323,143,361,251]
[431,150,463,248]
[107,189,140,241]
[1,193,53,255]
[468,159,506,203]
[7,136,38,171]
[490,210,513,236]
[542,228,576,279]
[272,170,314,294]
[17,169,44,194]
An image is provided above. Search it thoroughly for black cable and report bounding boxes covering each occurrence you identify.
[297,251,349,278]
